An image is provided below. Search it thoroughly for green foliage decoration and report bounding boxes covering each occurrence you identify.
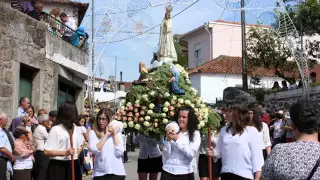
[115,64,221,139]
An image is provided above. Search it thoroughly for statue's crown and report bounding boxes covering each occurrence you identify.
[166,4,173,13]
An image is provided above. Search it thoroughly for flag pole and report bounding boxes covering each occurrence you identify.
[70,129,75,180]
[208,128,212,180]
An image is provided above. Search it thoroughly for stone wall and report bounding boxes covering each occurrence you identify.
[0,2,87,122]
[264,86,320,111]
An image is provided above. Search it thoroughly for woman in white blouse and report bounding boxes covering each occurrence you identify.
[88,108,125,180]
[44,101,83,180]
[249,109,271,160]
[135,134,162,180]
[161,106,201,180]
[215,105,263,180]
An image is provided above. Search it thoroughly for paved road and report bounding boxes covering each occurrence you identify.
[85,148,200,180]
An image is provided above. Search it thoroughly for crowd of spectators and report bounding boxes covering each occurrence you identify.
[10,0,88,48]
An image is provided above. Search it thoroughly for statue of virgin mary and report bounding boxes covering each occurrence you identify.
[151,5,177,68]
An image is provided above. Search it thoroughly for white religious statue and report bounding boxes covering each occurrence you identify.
[151,5,177,68]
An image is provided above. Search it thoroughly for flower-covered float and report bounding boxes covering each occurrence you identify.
[115,63,221,139]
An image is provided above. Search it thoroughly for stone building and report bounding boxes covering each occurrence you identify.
[0,2,89,121]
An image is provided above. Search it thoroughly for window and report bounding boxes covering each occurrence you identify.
[194,43,201,66]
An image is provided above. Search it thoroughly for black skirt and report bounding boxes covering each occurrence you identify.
[160,170,194,180]
[198,154,222,178]
[221,173,251,180]
[137,156,163,173]
[46,159,82,180]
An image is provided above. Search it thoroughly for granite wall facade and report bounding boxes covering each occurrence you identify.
[264,86,320,111]
[0,2,88,122]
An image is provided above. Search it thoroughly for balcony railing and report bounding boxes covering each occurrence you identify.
[41,12,88,50]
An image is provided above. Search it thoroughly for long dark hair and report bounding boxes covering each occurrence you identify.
[56,101,78,131]
[250,109,263,132]
[175,106,198,142]
[226,105,249,136]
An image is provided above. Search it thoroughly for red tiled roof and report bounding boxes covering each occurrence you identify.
[188,55,277,77]
[44,0,88,7]
[213,20,271,28]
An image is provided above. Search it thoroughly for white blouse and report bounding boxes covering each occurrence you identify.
[162,129,201,175]
[88,122,126,177]
[44,124,80,160]
[258,122,271,149]
[217,126,264,179]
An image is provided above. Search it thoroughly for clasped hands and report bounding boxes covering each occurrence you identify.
[166,127,179,142]
[106,124,119,137]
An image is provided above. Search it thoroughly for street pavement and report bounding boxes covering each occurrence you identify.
[84,148,200,180]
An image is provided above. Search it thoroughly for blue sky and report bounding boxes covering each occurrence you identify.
[79,0,274,82]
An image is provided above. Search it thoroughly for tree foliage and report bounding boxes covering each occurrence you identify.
[246,27,298,82]
[174,36,188,68]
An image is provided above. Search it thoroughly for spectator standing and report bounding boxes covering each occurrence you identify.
[48,110,57,126]
[12,126,35,180]
[49,8,61,36]
[33,114,51,180]
[262,100,320,180]
[59,13,76,43]
[71,26,87,47]
[27,105,39,126]
[0,113,15,180]
[281,81,288,91]
[18,97,30,117]
[310,72,317,84]
[27,0,43,21]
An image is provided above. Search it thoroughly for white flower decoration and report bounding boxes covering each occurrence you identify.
[178,98,184,104]
[149,103,155,109]
[163,107,169,112]
[164,101,170,107]
[149,91,156,96]
[145,116,151,121]
[144,121,150,127]
[128,121,134,128]
[164,92,170,98]
[134,124,141,130]
[162,118,169,124]
[147,110,153,115]
[123,122,127,128]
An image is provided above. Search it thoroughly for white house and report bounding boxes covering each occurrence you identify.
[178,20,282,103]
[188,55,283,103]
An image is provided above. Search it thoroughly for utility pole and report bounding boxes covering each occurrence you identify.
[241,0,248,91]
[91,0,95,112]
[114,56,118,112]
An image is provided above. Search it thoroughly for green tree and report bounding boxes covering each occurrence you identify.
[246,27,298,82]
[174,35,188,68]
